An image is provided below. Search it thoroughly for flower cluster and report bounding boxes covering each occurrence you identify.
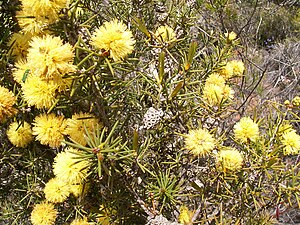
[17,0,68,35]
[32,113,66,148]
[216,148,244,172]
[280,129,300,155]
[155,25,177,43]
[6,121,33,147]
[220,60,245,79]
[64,112,102,146]
[53,147,91,184]
[202,73,234,105]
[91,19,135,61]
[70,217,93,225]
[0,86,18,123]
[234,117,259,143]
[9,0,69,60]
[37,148,91,222]
[19,35,76,109]
[31,202,57,225]
[185,128,216,156]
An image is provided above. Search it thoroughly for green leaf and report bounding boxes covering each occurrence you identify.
[184,41,197,71]
[132,16,151,38]
[169,81,184,99]
[158,51,165,85]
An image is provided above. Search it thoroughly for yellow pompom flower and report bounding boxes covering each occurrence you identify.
[32,113,66,148]
[16,8,51,35]
[70,182,89,197]
[31,202,57,225]
[65,112,102,146]
[217,148,243,172]
[178,205,193,225]
[224,31,237,41]
[21,0,67,22]
[281,131,300,155]
[91,19,135,61]
[0,86,18,123]
[185,128,216,157]
[220,60,245,79]
[53,147,90,184]
[12,60,31,84]
[8,32,32,60]
[155,25,177,43]
[70,217,93,225]
[229,60,245,76]
[7,121,33,147]
[44,177,70,203]
[205,73,226,86]
[234,117,259,143]
[292,96,300,106]
[27,35,76,80]
[22,75,58,109]
[278,123,294,135]
[202,83,234,105]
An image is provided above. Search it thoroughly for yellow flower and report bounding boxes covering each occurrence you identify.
[234,117,259,143]
[31,202,57,225]
[70,217,93,225]
[292,96,300,106]
[219,60,245,79]
[8,32,32,60]
[7,121,33,147]
[0,86,18,123]
[32,113,66,148]
[217,148,243,172]
[22,75,58,109]
[16,8,51,35]
[70,182,89,197]
[53,147,90,184]
[202,83,234,105]
[205,73,226,86]
[281,130,300,155]
[27,35,76,80]
[224,31,237,41]
[65,112,102,146]
[91,19,135,61]
[229,60,245,76]
[155,25,177,43]
[185,128,216,157]
[178,205,193,225]
[12,60,31,84]
[278,123,294,135]
[21,0,67,22]
[44,177,70,203]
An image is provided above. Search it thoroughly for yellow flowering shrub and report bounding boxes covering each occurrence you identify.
[1,1,300,224]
